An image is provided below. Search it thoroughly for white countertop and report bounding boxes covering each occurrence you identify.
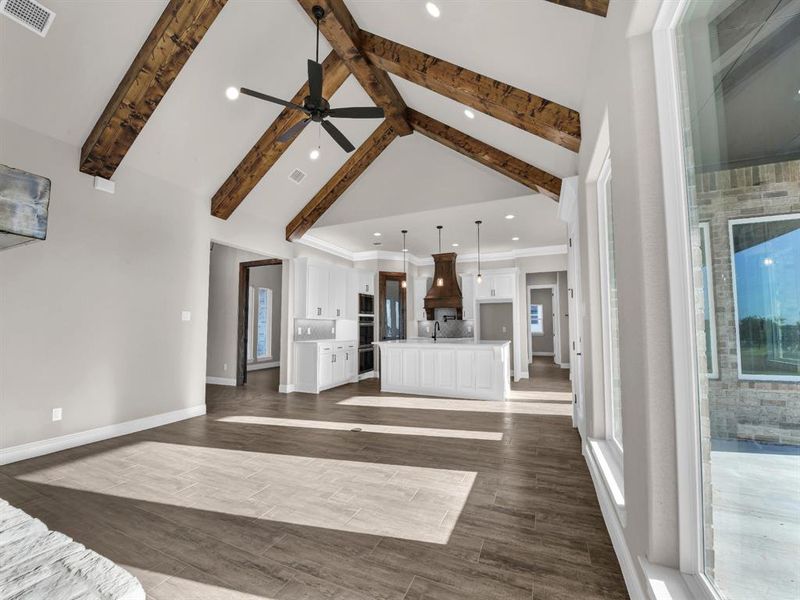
[374,339,510,348]
[294,339,356,344]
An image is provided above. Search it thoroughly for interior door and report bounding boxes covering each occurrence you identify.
[379,272,407,341]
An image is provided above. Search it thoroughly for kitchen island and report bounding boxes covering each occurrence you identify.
[374,339,511,401]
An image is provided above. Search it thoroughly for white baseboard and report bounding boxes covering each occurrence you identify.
[532,351,555,356]
[583,442,645,600]
[358,371,377,380]
[206,376,236,386]
[247,361,279,372]
[278,384,295,394]
[560,362,571,369]
[0,404,206,466]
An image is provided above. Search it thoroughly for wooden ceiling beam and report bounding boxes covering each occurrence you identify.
[296,0,412,136]
[543,0,610,18]
[286,120,398,241]
[408,110,561,201]
[80,0,227,179]
[211,51,350,220]
[359,31,581,153]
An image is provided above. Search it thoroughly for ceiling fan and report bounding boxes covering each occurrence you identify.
[237,5,384,153]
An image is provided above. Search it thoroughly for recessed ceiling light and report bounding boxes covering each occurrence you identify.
[373,232,382,237]
[512,236,519,241]
[464,109,475,119]
[451,243,459,247]
[763,257,774,266]
[402,248,409,252]
[309,149,320,160]
[425,2,441,18]
[225,86,240,101]
[505,214,515,220]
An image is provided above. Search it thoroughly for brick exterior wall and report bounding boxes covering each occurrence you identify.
[695,160,800,446]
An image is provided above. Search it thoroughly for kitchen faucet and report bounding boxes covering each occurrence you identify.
[432,321,441,342]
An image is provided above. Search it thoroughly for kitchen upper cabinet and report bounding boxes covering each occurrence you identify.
[460,274,475,319]
[295,259,357,320]
[329,271,348,319]
[306,263,331,318]
[357,270,375,295]
[475,270,516,300]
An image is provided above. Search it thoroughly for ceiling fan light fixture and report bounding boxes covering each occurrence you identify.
[425,2,441,18]
[225,86,240,101]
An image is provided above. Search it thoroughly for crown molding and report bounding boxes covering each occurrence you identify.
[298,235,566,267]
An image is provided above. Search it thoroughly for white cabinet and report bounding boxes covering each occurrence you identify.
[329,271,348,319]
[295,340,357,393]
[475,270,516,300]
[357,270,375,295]
[460,274,475,319]
[306,263,331,318]
[295,259,357,320]
[413,277,430,320]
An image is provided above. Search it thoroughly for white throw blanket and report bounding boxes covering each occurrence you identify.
[0,498,145,600]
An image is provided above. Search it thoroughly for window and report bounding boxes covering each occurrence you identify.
[256,287,272,360]
[665,1,800,598]
[699,223,719,378]
[730,215,800,381]
[597,156,623,452]
[530,304,544,334]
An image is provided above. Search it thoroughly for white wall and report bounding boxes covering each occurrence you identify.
[572,0,684,594]
[0,118,210,450]
[0,117,353,456]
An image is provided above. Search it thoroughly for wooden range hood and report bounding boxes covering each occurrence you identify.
[423,252,462,320]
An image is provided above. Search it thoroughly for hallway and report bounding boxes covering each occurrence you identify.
[0,368,627,599]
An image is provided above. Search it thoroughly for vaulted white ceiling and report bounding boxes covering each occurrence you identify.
[0,0,600,253]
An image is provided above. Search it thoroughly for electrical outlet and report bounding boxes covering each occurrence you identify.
[306,327,311,334]
[181,311,191,321]
[52,408,62,422]
[223,363,228,371]
[502,326,507,333]
[297,326,302,335]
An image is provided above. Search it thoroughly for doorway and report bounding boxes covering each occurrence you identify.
[528,285,558,364]
[478,302,513,362]
[378,271,407,341]
[237,258,282,386]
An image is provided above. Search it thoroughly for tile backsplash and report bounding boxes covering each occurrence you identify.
[417,319,475,339]
[295,319,336,341]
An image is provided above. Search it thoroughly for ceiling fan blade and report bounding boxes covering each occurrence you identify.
[308,59,323,105]
[240,88,308,113]
[278,119,311,143]
[327,106,385,119]
[322,119,356,153]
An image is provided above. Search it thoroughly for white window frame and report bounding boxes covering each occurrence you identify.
[654,0,727,597]
[597,152,623,459]
[256,287,272,361]
[699,222,719,379]
[729,213,800,383]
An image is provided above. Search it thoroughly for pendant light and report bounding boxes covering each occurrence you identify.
[436,225,444,287]
[475,220,483,284]
[401,229,408,288]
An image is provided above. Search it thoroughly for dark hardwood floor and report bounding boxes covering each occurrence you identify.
[0,358,628,599]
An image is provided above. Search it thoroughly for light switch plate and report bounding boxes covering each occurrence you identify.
[181,311,191,321]
[52,408,62,422]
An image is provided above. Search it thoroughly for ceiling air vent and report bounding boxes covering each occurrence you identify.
[288,168,306,185]
[1,0,55,37]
